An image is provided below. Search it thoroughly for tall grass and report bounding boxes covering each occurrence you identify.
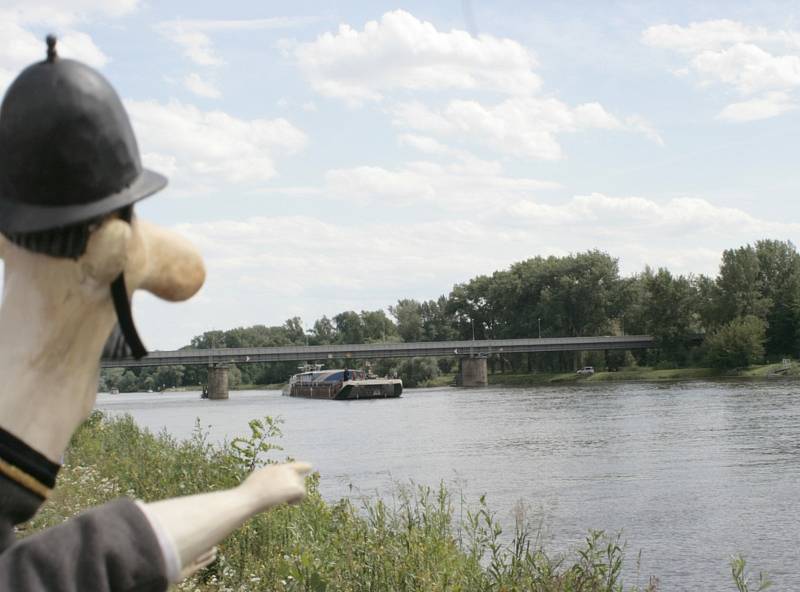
[24,412,761,591]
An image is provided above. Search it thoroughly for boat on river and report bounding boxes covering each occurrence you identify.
[282,366,402,400]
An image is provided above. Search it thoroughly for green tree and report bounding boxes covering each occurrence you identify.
[154,366,184,389]
[639,268,699,365]
[420,296,457,341]
[118,370,139,393]
[397,357,440,387]
[334,311,363,344]
[190,329,225,349]
[390,299,424,342]
[706,315,767,368]
[716,246,771,322]
[360,309,398,342]
[311,316,336,344]
[282,317,306,344]
[755,240,800,357]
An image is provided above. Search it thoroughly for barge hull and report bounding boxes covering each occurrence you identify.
[285,379,403,400]
[334,382,403,400]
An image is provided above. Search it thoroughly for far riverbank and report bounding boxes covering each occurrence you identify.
[275,361,800,390]
[484,360,800,387]
[152,361,800,394]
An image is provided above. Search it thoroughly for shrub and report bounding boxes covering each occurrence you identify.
[706,316,767,369]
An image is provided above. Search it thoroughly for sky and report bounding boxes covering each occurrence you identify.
[2,0,800,349]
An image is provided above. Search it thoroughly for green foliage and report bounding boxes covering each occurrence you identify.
[102,240,800,382]
[390,298,425,342]
[231,417,284,472]
[31,413,665,592]
[29,413,768,591]
[754,240,800,357]
[311,315,336,344]
[730,554,772,592]
[634,268,699,365]
[706,316,767,369]
[398,357,441,387]
[717,246,771,323]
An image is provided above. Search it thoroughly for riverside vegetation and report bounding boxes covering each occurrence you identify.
[101,240,800,393]
[25,412,771,591]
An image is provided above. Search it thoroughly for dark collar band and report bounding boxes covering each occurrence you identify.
[0,427,60,499]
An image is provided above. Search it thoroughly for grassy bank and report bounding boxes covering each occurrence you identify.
[26,413,770,591]
[488,362,800,387]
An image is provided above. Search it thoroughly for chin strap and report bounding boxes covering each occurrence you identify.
[110,274,147,359]
[108,206,147,360]
[3,207,149,361]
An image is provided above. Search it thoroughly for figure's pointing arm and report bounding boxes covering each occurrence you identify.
[141,461,311,579]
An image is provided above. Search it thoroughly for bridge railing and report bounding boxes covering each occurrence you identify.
[101,335,656,368]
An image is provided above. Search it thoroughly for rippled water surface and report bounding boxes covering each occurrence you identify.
[96,381,800,590]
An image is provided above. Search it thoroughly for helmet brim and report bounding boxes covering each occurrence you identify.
[0,168,167,235]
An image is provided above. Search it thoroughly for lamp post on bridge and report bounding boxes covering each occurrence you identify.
[538,317,541,339]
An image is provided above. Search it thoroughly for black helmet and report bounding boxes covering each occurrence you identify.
[0,36,166,360]
[0,35,165,234]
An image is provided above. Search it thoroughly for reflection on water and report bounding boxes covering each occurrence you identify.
[96,381,800,590]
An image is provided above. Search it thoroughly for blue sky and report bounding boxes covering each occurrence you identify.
[2,1,800,348]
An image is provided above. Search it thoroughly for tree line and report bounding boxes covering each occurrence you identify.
[101,239,800,392]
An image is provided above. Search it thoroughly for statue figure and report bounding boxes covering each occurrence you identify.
[0,36,310,590]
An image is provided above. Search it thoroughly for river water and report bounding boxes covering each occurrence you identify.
[96,381,800,590]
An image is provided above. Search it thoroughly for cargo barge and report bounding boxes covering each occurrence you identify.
[282,367,402,400]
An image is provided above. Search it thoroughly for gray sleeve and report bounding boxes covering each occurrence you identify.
[0,497,168,592]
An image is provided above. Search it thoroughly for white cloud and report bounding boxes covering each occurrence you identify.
[322,156,558,209]
[391,97,661,161]
[132,190,800,348]
[643,20,800,121]
[0,0,130,94]
[508,192,800,240]
[0,0,139,26]
[126,99,307,192]
[717,91,797,122]
[642,20,783,54]
[54,31,109,67]
[692,43,800,94]
[293,9,541,105]
[289,10,656,160]
[156,22,223,66]
[398,133,453,156]
[397,134,503,175]
[166,215,518,325]
[156,17,317,67]
[183,72,221,99]
[164,17,319,32]
[0,16,110,95]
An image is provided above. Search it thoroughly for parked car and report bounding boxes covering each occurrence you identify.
[576,366,595,375]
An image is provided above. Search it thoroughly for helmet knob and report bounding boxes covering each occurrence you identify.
[46,34,57,63]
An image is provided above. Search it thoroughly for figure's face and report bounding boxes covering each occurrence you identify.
[0,214,205,461]
[0,213,205,320]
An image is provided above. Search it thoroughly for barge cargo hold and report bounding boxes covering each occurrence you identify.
[283,368,402,400]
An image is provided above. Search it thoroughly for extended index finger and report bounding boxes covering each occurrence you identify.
[287,461,313,475]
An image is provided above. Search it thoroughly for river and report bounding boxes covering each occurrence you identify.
[96,380,800,590]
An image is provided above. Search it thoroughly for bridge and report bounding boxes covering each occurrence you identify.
[102,335,656,398]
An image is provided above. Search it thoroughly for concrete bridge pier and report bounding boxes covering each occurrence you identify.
[207,364,229,400]
[458,356,488,387]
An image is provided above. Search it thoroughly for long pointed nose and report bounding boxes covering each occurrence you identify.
[137,219,205,301]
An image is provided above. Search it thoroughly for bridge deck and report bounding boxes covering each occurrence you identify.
[102,335,655,368]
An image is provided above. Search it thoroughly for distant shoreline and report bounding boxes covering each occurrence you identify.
[485,362,800,386]
[100,361,800,395]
